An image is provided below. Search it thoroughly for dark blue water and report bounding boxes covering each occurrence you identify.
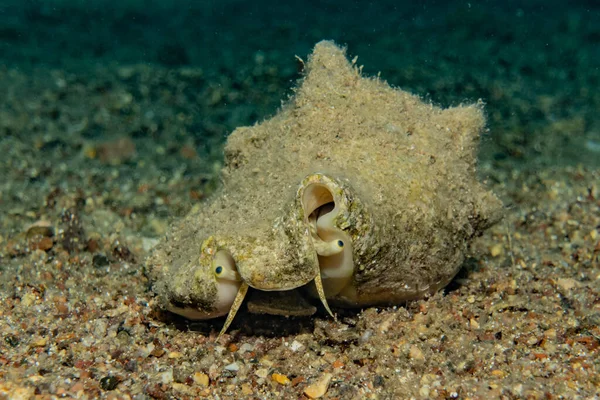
[0,0,599,168]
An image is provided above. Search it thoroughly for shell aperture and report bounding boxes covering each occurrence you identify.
[302,180,355,298]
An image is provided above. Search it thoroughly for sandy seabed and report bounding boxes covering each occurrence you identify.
[0,60,598,399]
[2,0,600,391]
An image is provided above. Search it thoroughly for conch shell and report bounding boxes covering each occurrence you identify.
[145,40,503,335]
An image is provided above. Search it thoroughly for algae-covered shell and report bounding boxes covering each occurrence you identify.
[145,40,503,332]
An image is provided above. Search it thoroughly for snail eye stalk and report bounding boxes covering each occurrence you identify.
[211,250,247,338]
[213,251,241,282]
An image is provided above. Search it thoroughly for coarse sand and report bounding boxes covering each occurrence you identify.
[1,33,599,399]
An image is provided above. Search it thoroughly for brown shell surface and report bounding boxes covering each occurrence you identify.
[145,40,503,312]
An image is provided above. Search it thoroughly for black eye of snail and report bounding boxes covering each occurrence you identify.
[337,240,344,247]
[215,266,223,275]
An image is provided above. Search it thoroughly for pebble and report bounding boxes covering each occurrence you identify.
[31,337,48,347]
[21,293,36,307]
[172,382,193,396]
[241,383,253,395]
[544,328,557,339]
[99,375,119,391]
[30,237,53,251]
[224,362,239,372]
[92,254,110,268]
[193,372,209,387]
[556,278,580,291]
[271,373,291,385]
[490,243,503,257]
[409,345,425,361]
[255,368,269,379]
[491,369,506,378]
[159,369,174,385]
[239,343,255,353]
[290,340,304,352]
[303,373,332,399]
[149,347,165,358]
[378,316,395,333]
[4,335,19,347]
[360,329,373,343]
[292,376,305,386]
[91,319,108,338]
[227,343,238,352]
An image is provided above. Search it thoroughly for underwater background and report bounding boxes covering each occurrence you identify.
[0,0,599,398]
[2,0,599,169]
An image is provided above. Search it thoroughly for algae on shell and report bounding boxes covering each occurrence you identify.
[145,40,503,325]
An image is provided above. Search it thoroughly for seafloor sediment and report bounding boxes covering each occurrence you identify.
[0,58,598,399]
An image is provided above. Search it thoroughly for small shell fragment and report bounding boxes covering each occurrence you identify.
[303,373,332,399]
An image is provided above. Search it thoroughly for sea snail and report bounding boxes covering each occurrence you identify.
[145,41,503,337]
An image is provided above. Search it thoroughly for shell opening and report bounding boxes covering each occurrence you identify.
[302,183,354,297]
